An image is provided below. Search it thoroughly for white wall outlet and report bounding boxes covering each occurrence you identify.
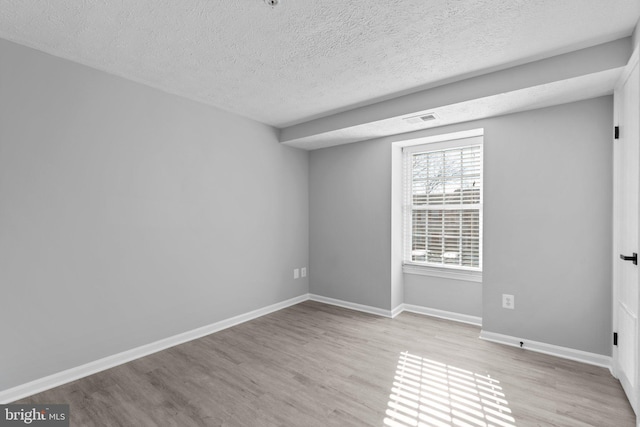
[294,268,300,279]
[502,294,515,309]
[301,267,307,278]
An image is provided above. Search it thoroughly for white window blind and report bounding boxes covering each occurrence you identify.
[403,136,483,271]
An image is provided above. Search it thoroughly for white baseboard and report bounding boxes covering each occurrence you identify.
[402,304,482,326]
[4,293,611,403]
[0,294,309,404]
[307,297,482,328]
[308,294,393,317]
[391,304,405,318]
[479,330,612,370]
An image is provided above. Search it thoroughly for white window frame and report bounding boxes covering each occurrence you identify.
[402,133,483,283]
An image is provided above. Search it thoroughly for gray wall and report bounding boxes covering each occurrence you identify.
[390,146,404,311]
[0,38,309,391]
[310,97,613,355]
[309,139,392,309]
[482,98,612,355]
[404,275,482,317]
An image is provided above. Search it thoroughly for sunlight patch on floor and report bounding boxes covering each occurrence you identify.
[384,351,516,427]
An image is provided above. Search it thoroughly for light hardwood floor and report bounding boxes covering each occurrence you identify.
[18,301,635,426]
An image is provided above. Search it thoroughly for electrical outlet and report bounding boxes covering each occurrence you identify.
[294,268,300,279]
[502,294,515,309]
[301,267,307,278]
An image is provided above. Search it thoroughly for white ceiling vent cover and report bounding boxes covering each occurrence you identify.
[403,113,438,125]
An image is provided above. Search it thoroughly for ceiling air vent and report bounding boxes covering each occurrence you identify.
[403,113,438,125]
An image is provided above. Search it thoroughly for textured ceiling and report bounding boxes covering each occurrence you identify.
[0,0,638,127]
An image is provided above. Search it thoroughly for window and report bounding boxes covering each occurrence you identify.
[403,135,482,281]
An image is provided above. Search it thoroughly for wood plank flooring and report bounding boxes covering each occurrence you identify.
[18,301,635,426]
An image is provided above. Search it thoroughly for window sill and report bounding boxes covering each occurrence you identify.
[402,263,482,283]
